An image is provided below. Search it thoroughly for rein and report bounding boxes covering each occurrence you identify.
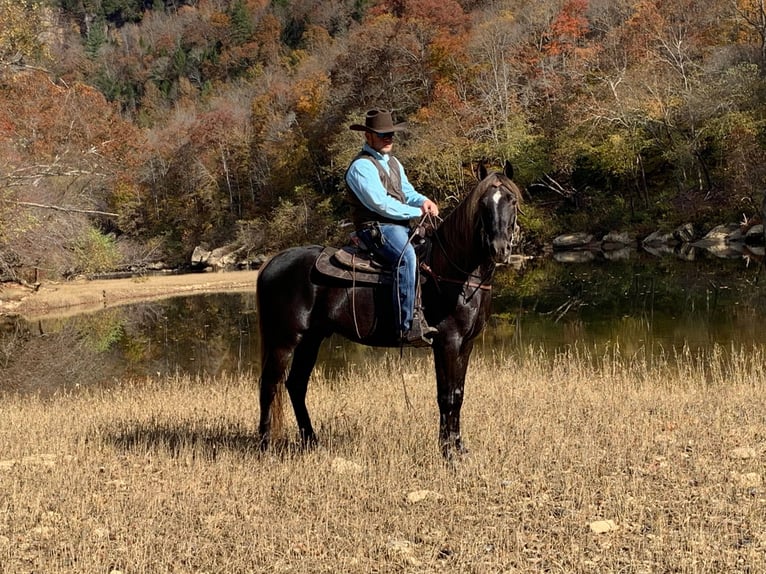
[419,262,492,292]
[424,212,496,300]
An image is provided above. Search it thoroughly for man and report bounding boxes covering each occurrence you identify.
[345,108,439,346]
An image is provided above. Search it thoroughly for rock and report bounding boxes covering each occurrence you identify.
[191,244,247,270]
[694,223,741,247]
[602,231,633,250]
[745,224,764,245]
[330,457,364,475]
[642,230,677,247]
[387,539,415,554]
[191,245,211,267]
[386,539,421,565]
[642,243,677,257]
[406,489,443,504]
[145,261,168,271]
[673,223,696,243]
[731,471,762,488]
[208,245,245,270]
[702,242,745,259]
[553,251,595,263]
[589,519,618,533]
[643,224,695,246]
[730,447,758,459]
[603,247,631,261]
[727,227,746,243]
[552,232,594,250]
[246,253,268,269]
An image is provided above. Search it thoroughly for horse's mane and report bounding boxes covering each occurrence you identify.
[439,176,493,244]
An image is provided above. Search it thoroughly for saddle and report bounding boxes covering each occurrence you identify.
[314,245,393,285]
[312,234,435,348]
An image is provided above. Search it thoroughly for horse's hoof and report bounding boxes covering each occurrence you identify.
[301,433,319,450]
[442,442,470,465]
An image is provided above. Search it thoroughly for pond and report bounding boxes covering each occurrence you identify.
[2,247,766,395]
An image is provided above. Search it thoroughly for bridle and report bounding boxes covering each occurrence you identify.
[421,178,519,300]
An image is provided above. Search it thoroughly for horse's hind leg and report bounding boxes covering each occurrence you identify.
[284,335,323,447]
[258,346,292,450]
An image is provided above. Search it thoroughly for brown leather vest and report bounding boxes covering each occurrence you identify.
[346,151,407,228]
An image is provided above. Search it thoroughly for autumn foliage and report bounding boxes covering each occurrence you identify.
[2,0,766,279]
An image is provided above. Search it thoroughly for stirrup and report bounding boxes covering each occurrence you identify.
[400,330,434,347]
[400,314,438,347]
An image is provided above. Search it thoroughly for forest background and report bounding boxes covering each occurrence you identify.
[3,0,766,282]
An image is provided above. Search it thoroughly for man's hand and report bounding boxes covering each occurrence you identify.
[421,199,439,217]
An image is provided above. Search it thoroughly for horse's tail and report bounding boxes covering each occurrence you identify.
[256,261,285,444]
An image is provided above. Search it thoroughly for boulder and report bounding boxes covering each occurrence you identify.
[191,245,211,267]
[208,245,245,270]
[643,224,695,247]
[603,247,631,261]
[191,244,247,270]
[703,242,746,259]
[745,224,764,245]
[673,223,696,243]
[693,223,741,247]
[553,250,595,263]
[642,230,677,247]
[601,231,633,249]
[552,232,594,250]
[642,243,697,261]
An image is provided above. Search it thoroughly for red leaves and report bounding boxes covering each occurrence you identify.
[545,0,591,57]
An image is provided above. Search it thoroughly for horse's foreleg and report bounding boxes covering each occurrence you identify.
[432,340,473,459]
[285,335,323,447]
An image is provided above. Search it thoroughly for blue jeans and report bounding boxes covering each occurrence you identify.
[358,223,416,334]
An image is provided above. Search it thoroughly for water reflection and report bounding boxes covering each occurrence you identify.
[2,253,765,394]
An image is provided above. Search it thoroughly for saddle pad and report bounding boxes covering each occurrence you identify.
[314,247,391,286]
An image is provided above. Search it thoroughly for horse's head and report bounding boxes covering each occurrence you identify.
[477,161,521,265]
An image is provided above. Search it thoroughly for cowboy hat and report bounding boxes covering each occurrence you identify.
[349,109,408,133]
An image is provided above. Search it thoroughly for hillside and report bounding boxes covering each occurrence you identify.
[2,0,766,283]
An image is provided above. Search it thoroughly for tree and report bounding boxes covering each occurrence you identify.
[0,0,50,65]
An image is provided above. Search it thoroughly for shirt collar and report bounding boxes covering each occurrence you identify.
[363,143,388,161]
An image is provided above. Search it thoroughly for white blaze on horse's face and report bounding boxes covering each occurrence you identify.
[482,178,519,265]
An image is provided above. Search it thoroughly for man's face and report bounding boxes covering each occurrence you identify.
[367,131,395,154]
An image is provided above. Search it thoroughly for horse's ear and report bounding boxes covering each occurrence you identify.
[504,160,514,180]
[477,161,488,181]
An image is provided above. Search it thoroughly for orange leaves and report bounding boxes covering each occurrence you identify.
[372,0,468,31]
[295,73,330,119]
[544,0,591,57]
[402,0,469,35]
[1,68,143,185]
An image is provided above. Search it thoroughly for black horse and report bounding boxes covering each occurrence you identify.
[256,161,521,458]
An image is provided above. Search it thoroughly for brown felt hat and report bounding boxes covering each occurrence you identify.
[349,109,408,133]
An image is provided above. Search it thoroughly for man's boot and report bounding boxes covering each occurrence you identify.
[401,310,438,347]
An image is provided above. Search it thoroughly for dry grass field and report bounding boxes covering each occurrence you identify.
[1,345,765,573]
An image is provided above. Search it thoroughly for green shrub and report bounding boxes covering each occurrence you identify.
[72,228,121,275]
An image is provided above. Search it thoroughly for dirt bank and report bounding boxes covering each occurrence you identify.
[0,270,259,320]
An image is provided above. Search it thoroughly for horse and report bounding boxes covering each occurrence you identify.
[256,161,521,458]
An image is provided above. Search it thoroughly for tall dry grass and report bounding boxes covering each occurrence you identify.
[1,345,765,573]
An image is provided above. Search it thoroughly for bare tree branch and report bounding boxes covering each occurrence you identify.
[3,200,117,217]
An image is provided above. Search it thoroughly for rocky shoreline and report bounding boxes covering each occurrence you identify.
[550,222,765,263]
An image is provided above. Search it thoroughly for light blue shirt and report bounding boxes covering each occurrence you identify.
[345,143,427,221]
